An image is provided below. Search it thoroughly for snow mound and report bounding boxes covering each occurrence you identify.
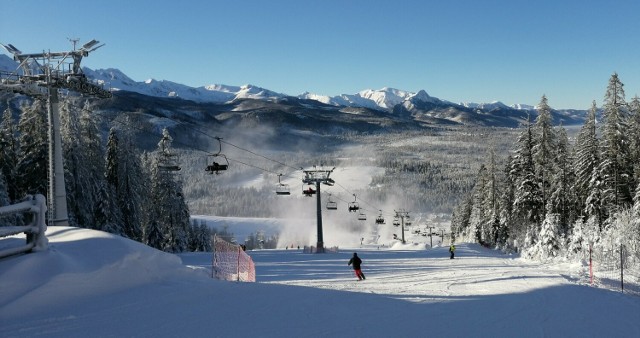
[0,227,205,318]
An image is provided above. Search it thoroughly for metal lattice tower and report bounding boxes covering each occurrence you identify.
[302,167,335,253]
[394,209,411,244]
[0,39,112,226]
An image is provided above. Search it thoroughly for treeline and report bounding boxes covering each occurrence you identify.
[451,73,640,262]
[0,96,210,253]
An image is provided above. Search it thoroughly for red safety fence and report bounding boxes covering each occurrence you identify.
[211,235,256,282]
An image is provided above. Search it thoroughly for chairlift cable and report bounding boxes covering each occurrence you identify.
[71,102,280,175]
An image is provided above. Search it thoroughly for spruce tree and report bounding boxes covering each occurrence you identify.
[535,213,561,259]
[0,103,20,202]
[0,173,12,226]
[16,100,48,198]
[60,99,106,228]
[573,101,599,215]
[532,95,556,213]
[548,125,577,235]
[498,157,515,249]
[148,128,190,252]
[512,117,543,235]
[468,164,487,243]
[598,73,633,213]
[628,95,640,183]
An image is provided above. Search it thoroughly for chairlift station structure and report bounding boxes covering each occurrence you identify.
[0,39,112,226]
[302,167,335,253]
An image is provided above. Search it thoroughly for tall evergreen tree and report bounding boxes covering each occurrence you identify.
[148,128,190,252]
[532,213,561,260]
[548,125,577,235]
[105,122,145,241]
[60,100,105,227]
[119,138,145,241]
[532,95,556,213]
[512,117,543,233]
[0,173,12,226]
[0,103,19,202]
[497,157,515,249]
[468,164,487,243]
[573,101,599,216]
[16,100,48,198]
[598,73,633,214]
[628,95,640,183]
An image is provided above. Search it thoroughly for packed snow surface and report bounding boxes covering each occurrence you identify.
[1,226,639,337]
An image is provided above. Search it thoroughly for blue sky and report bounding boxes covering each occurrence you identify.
[2,0,639,109]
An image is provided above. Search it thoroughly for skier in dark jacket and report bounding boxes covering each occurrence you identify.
[348,252,366,280]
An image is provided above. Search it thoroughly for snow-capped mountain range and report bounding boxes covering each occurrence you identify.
[0,54,535,113]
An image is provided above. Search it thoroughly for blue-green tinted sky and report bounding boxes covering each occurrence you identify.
[2,0,639,109]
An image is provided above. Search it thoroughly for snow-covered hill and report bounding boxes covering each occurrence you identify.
[1,53,535,113]
[2,226,639,337]
[1,53,584,127]
[83,67,287,103]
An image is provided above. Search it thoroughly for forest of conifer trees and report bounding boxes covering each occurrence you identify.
[451,73,640,266]
[0,96,212,253]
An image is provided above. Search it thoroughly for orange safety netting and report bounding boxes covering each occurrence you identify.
[212,236,256,282]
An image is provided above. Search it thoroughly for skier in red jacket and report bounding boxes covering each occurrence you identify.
[348,252,366,281]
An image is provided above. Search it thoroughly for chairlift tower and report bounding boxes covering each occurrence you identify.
[0,40,112,226]
[394,209,410,244]
[302,166,335,253]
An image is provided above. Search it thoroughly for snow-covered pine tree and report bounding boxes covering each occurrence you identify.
[0,173,11,226]
[198,222,212,252]
[450,194,472,243]
[145,219,164,250]
[630,183,640,253]
[0,103,20,202]
[16,99,49,198]
[530,213,561,260]
[511,117,543,242]
[567,217,587,257]
[497,157,515,249]
[93,180,122,234]
[104,124,145,241]
[468,164,488,243]
[483,149,502,246]
[585,169,606,231]
[628,96,640,183]
[598,73,633,213]
[59,99,81,226]
[548,125,577,235]
[573,101,599,215]
[60,99,109,228]
[148,128,190,253]
[105,128,119,194]
[188,218,199,251]
[532,95,557,214]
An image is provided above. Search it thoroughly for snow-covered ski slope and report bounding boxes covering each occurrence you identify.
[2,226,639,337]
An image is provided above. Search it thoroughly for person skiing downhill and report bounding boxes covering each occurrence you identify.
[449,244,455,259]
[348,252,366,280]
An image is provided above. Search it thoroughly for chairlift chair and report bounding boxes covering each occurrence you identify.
[276,184,291,195]
[375,210,385,224]
[157,152,181,172]
[158,163,181,172]
[206,137,229,175]
[358,212,367,221]
[348,194,360,212]
[157,135,181,172]
[275,174,290,195]
[302,185,316,197]
[393,218,400,226]
[206,155,229,175]
[326,194,338,210]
